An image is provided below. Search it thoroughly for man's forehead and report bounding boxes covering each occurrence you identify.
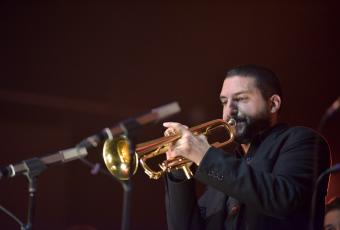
[220,76,257,96]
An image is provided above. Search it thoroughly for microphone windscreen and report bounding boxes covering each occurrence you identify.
[152,102,181,120]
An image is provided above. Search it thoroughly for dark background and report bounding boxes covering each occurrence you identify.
[0,1,339,230]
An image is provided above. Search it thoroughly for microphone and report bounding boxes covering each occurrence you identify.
[322,163,340,175]
[0,147,87,178]
[324,97,340,118]
[77,101,181,149]
[318,97,340,131]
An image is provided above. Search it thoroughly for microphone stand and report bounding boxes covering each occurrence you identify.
[78,158,133,230]
[309,165,338,230]
[0,158,47,230]
[309,99,339,230]
[121,179,132,230]
[120,119,138,230]
[23,158,47,230]
[76,102,181,230]
[77,119,139,230]
[0,147,87,230]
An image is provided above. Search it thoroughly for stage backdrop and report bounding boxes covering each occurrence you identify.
[0,2,339,230]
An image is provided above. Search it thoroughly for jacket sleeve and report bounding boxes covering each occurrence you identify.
[194,127,330,219]
[164,172,205,230]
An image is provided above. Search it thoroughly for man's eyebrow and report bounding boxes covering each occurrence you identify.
[234,90,251,96]
[220,90,251,100]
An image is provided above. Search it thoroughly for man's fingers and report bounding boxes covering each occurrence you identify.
[164,127,176,137]
[163,122,189,136]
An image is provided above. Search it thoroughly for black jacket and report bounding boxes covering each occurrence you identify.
[165,123,330,230]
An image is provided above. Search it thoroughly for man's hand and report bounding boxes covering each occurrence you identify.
[163,122,210,166]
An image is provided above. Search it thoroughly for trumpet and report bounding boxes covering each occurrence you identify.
[102,118,236,180]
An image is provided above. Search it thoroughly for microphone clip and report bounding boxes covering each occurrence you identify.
[1,158,47,179]
[21,158,47,178]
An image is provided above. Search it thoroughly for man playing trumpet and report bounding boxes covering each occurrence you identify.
[163,65,330,230]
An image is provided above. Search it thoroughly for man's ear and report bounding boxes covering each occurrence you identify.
[269,94,281,113]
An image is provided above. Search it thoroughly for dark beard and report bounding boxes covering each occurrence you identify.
[233,110,271,144]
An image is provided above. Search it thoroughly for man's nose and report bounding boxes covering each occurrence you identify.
[224,102,238,119]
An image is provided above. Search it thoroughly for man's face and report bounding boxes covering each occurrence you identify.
[219,76,272,143]
[324,209,340,230]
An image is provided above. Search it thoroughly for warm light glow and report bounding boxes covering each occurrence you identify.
[120,163,128,172]
[106,154,113,164]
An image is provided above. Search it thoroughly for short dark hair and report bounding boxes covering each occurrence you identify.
[325,197,340,215]
[225,65,283,100]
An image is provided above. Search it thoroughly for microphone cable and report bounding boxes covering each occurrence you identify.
[0,204,25,230]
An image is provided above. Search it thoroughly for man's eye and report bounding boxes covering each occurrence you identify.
[235,97,247,102]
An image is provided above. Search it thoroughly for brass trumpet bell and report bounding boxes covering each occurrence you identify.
[103,135,138,180]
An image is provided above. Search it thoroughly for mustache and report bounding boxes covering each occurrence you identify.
[230,115,248,123]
